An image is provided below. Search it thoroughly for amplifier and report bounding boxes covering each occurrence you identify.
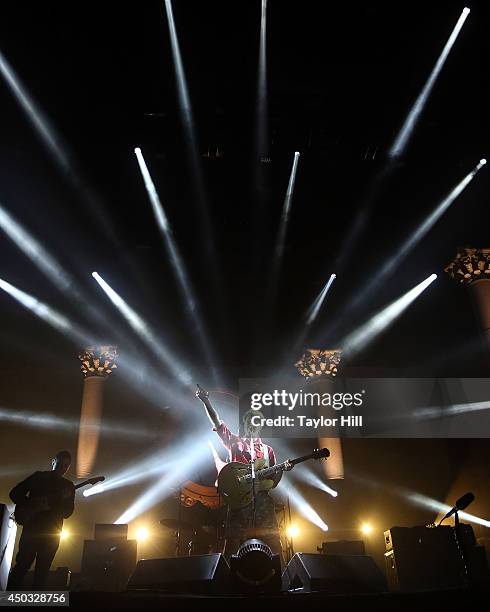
[94,523,128,542]
[317,540,365,556]
[384,525,465,591]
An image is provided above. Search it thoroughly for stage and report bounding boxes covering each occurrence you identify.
[68,586,489,611]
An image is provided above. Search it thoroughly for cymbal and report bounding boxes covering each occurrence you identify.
[159,518,195,531]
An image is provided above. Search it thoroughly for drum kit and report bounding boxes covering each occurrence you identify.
[159,500,290,557]
[159,518,220,556]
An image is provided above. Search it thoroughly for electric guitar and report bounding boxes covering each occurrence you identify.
[217,448,329,510]
[14,476,105,525]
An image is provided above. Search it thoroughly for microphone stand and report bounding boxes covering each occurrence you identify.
[249,437,257,535]
[453,509,471,585]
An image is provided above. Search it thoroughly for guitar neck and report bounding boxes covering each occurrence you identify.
[74,478,103,491]
[256,453,315,480]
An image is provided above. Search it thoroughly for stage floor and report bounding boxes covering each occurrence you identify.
[69,586,489,611]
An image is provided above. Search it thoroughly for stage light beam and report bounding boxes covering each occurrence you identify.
[293,466,339,498]
[134,147,220,385]
[0,278,94,347]
[162,0,218,269]
[83,484,105,498]
[287,483,328,532]
[91,271,192,386]
[407,492,490,528]
[351,160,486,313]
[114,441,213,524]
[0,49,117,243]
[341,273,437,358]
[274,151,300,265]
[390,7,471,158]
[0,406,157,441]
[256,0,269,162]
[0,206,73,294]
[306,274,336,327]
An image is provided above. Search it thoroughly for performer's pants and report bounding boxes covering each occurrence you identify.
[7,530,60,590]
[224,491,282,560]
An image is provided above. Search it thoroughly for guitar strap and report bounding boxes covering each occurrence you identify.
[260,442,270,468]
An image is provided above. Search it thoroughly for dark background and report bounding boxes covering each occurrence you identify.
[0,0,489,572]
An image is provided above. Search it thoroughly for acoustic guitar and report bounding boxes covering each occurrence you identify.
[217,448,329,510]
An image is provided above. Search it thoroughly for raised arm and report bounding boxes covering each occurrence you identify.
[195,384,220,428]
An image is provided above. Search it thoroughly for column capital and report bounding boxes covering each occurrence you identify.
[295,349,342,380]
[78,345,118,379]
[445,247,490,285]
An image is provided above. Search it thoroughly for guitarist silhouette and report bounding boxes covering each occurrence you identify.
[7,450,75,591]
[196,386,290,560]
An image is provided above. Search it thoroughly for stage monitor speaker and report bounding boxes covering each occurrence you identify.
[283,553,387,594]
[127,554,230,594]
[317,540,365,556]
[81,539,137,591]
[0,504,17,591]
[94,523,128,543]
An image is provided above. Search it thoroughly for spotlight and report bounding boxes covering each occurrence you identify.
[361,523,373,535]
[135,527,150,542]
[480,159,487,165]
[286,525,299,539]
[230,539,282,593]
[60,528,70,541]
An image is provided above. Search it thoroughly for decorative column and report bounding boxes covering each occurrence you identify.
[445,248,490,346]
[295,349,344,479]
[77,345,118,477]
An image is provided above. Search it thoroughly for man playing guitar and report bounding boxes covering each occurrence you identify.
[196,385,291,559]
[7,450,75,590]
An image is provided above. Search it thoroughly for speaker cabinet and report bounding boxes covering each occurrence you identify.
[127,554,230,594]
[317,540,366,556]
[81,539,137,591]
[283,553,387,594]
[384,526,465,591]
[94,523,128,543]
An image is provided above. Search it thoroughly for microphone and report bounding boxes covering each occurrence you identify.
[439,492,475,524]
